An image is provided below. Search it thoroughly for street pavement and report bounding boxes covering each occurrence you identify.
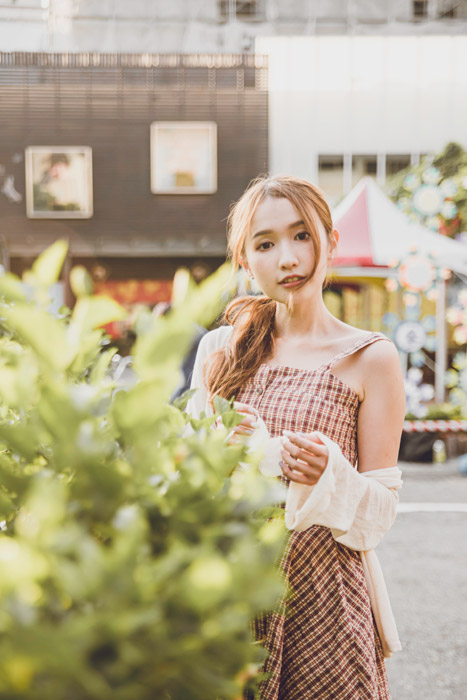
[378,459,467,700]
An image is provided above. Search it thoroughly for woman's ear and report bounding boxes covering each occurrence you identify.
[329,229,339,259]
[332,228,339,249]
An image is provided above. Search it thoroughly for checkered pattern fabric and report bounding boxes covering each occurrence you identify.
[238,333,391,700]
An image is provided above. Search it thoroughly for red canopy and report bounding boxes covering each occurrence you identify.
[331,177,467,274]
[332,185,374,267]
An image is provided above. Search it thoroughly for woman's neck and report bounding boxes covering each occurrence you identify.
[273,295,337,341]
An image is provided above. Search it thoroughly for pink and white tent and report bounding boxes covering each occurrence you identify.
[331,177,467,275]
[330,177,467,401]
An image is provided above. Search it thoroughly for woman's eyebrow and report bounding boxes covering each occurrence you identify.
[252,220,304,240]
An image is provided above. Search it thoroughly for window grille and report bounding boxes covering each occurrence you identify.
[219,0,262,21]
[386,155,411,177]
[413,0,428,17]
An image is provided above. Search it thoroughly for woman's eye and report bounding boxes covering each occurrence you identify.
[257,241,273,251]
[296,231,310,240]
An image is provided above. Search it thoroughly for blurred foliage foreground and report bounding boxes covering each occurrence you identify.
[0,241,285,700]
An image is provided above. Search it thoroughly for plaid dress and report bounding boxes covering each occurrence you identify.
[237,332,391,700]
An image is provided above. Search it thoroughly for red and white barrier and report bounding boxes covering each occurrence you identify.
[403,420,467,433]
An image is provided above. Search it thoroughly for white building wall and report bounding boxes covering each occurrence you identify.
[256,35,467,202]
[1,1,467,53]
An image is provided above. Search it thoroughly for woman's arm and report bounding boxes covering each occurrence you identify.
[356,339,406,473]
[277,339,406,549]
[283,434,403,550]
[280,338,406,482]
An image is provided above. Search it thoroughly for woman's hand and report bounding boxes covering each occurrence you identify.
[215,401,260,445]
[280,430,329,486]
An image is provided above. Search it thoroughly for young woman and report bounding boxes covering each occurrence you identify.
[187,175,405,700]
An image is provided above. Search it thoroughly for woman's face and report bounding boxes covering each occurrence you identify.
[243,196,335,304]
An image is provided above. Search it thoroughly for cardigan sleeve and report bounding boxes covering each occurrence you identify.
[185,325,234,419]
[284,433,403,551]
[184,326,281,463]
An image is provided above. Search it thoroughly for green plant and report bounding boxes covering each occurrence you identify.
[0,243,285,699]
[387,141,467,238]
[405,403,464,421]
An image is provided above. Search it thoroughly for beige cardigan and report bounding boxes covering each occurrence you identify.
[187,326,403,659]
[257,427,403,658]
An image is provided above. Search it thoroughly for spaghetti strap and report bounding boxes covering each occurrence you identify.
[327,332,391,370]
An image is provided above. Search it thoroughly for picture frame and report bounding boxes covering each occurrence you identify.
[150,122,217,195]
[25,146,93,218]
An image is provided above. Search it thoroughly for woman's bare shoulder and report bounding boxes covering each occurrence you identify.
[359,335,401,384]
[333,321,383,348]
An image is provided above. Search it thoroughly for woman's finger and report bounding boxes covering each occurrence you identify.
[232,424,255,436]
[233,401,259,417]
[280,449,322,477]
[280,437,314,462]
[283,431,328,458]
[280,461,318,485]
[239,415,259,428]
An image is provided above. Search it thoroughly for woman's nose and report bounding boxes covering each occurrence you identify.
[279,243,299,269]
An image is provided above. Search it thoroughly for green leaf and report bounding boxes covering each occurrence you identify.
[173,388,197,411]
[112,378,172,431]
[0,361,38,409]
[71,296,127,334]
[221,410,245,430]
[89,347,118,384]
[0,422,42,461]
[132,313,195,381]
[27,239,68,288]
[189,414,217,431]
[0,273,27,302]
[0,304,75,371]
[70,265,94,298]
[171,267,195,308]
[184,263,235,328]
[213,396,233,415]
[68,329,105,377]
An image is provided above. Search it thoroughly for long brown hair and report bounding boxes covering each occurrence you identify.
[206,175,333,400]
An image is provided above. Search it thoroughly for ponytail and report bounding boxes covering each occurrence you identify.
[206,295,276,400]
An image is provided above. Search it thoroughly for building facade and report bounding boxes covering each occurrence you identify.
[1,2,466,206]
[259,34,467,205]
[0,51,268,307]
[1,1,467,53]
[1,1,466,331]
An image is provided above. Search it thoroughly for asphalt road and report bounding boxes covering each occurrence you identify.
[378,459,467,700]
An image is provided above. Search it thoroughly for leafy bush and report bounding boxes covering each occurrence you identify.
[0,243,285,699]
[405,403,464,421]
[387,141,467,238]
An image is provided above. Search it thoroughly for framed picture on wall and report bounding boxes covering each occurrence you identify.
[150,122,217,194]
[25,146,93,218]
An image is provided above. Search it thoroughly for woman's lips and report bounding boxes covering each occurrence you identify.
[279,276,306,288]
